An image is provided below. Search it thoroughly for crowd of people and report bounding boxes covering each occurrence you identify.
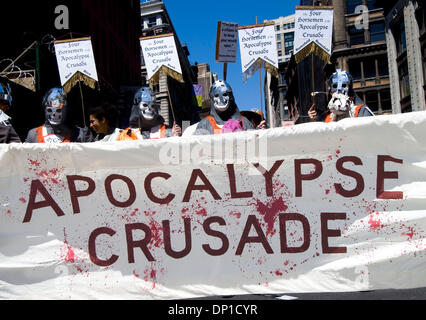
[0,69,374,145]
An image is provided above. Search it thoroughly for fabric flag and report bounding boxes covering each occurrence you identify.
[54,37,99,93]
[294,6,334,63]
[140,33,183,84]
[192,84,203,108]
[238,23,278,82]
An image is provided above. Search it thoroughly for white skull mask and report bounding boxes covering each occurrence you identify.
[43,88,67,126]
[210,80,233,113]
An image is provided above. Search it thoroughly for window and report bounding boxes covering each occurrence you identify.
[278,50,282,57]
[349,26,365,46]
[363,56,376,79]
[395,21,407,55]
[346,0,363,15]
[147,16,157,28]
[380,89,392,112]
[348,58,362,80]
[367,0,379,11]
[366,91,379,113]
[277,42,282,49]
[276,25,280,31]
[377,55,389,77]
[277,34,281,40]
[284,32,294,41]
[399,62,410,99]
[370,22,385,42]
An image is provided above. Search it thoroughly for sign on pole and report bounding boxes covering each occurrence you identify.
[140,33,183,84]
[238,23,278,82]
[294,6,334,63]
[54,37,98,93]
[215,21,239,63]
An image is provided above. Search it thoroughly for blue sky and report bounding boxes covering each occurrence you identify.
[161,0,300,112]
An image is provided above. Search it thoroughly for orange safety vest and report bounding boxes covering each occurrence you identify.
[35,126,71,143]
[324,105,365,123]
[205,116,226,135]
[116,125,166,141]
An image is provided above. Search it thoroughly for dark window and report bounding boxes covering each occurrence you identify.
[363,56,376,79]
[284,32,294,41]
[370,22,385,42]
[349,26,365,46]
[377,55,389,77]
[367,0,380,10]
[380,89,392,112]
[366,91,379,113]
[346,0,363,15]
[399,62,410,99]
[348,58,362,80]
[395,21,407,55]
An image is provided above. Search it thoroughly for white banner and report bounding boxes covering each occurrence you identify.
[294,7,334,59]
[1,112,426,299]
[238,23,278,74]
[54,37,98,86]
[216,21,239,63]
[140,34,182,81]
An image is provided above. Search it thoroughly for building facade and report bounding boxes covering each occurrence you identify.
[140,0,200,127]
[378,0,425,113]
[332,0,391,114]
[263,15,295,127]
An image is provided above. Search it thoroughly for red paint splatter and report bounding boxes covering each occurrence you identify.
[254,197,288,236]
[368,213,382,230]
[275,270,283,276]
[63,228,75,263]
[19,197,26,203]
[133,270,140,278]
[402,227,415,239]
[149,219,164,248]
[230,211,241,219]
[325,189,330,195]
[196,207,207,217]
[28,159,40,167]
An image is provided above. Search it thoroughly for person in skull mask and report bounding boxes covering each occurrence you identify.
[25,88,94,143]
[0,80,21,143]
[105,86,181,141]
[308,69,374,122]
[194,80,253,135]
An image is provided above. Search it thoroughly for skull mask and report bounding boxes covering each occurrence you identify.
[43,88,67,126]
[327,70,354,115]
[134,87,159,121]
[210,80,234,113]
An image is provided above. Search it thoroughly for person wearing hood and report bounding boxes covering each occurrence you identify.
[0,80,21,143]
[308,69,374,122]
[103,87,181,141]
[194,80,254,135]
[25,88,94,143]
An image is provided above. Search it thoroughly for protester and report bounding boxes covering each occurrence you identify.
[103,86,181,141]
[0,81,21,143]
[308,69,374,122]
[240,108,267,129]
[89,102,119,141]
[25,87,94,143]
[194,80,254,135]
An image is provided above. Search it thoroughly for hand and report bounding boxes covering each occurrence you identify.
[308,105,317,122]
[172,122,182,137]
[257,120,267,130]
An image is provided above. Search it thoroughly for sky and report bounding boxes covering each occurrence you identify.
[160,0,301,112]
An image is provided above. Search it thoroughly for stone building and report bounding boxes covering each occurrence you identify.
[377,0,425,113]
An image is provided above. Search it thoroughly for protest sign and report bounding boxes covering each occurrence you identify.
[215,21,239,63]
[140,33,183,83]
[238,23,278,82]
[1,112,426,299]
[54,37,98,93]
[294,6,334,63]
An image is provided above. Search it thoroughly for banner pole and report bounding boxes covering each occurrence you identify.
[223,63,228,81]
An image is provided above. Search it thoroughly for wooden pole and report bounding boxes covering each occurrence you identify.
[223,63,228,81]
